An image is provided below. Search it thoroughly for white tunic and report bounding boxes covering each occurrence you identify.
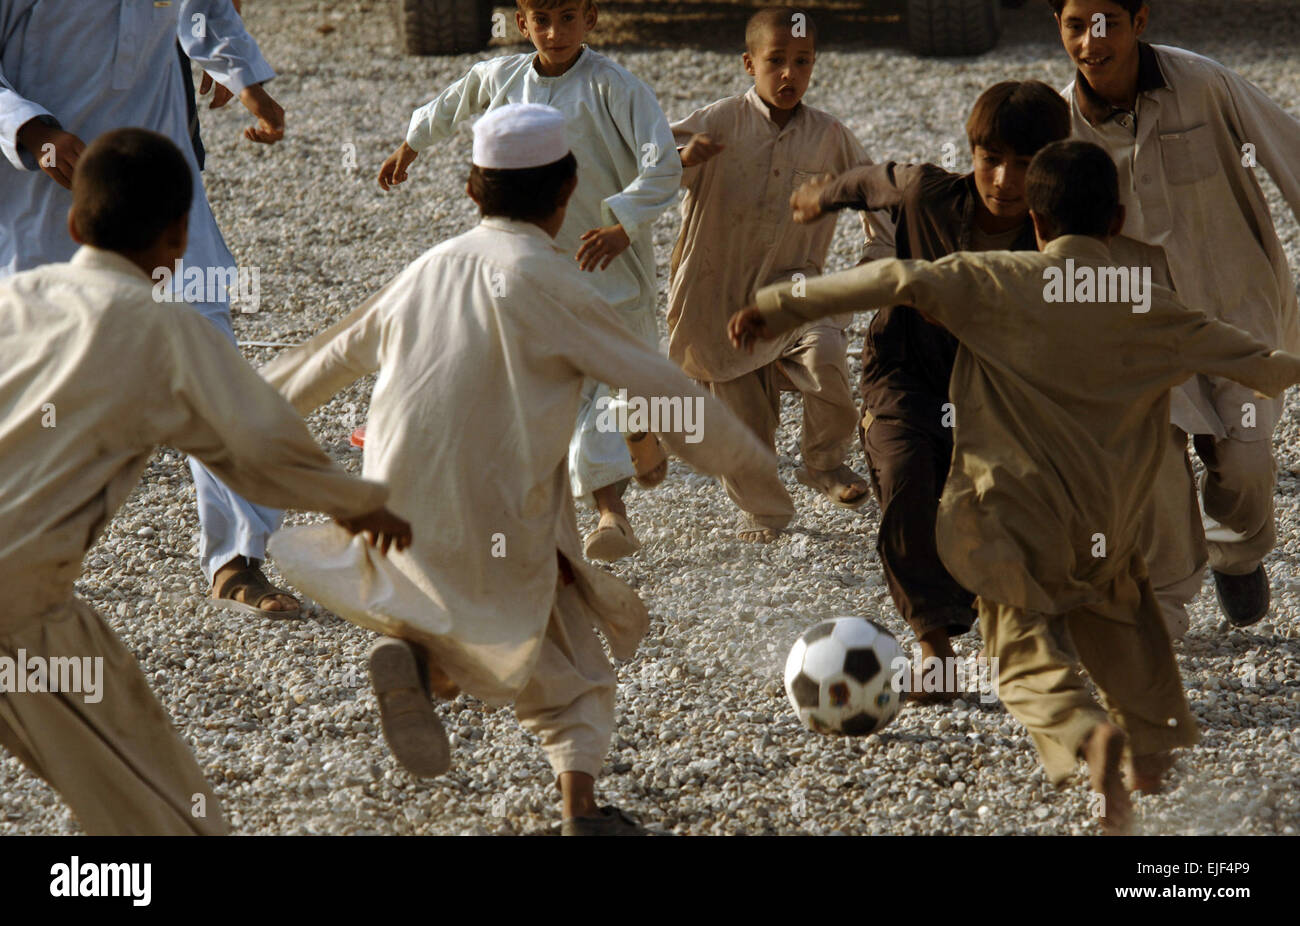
[263,218,775,703]
[404,47,681,346]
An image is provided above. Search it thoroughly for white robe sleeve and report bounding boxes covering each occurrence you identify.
[154,307,387,519]
[405,61,494,153]
[598,78,682,233]
[178,0,275,95]
[0,1,56,171]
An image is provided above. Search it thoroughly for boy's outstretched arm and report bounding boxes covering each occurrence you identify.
[155,307,409,552]
[0,46,83,186]
[730,256,960,351]
[1178,311,1300,399]
[380,63,493,190]
[179,0,282,143]
[792,161,918,224]
[1217,65,1300,223]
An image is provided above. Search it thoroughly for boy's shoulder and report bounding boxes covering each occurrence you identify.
[1150,44,1233,86]
[578,48,657,95]
[425,221,603,301]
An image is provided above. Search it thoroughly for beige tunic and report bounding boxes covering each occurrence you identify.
[1066,44,1300,439]
[263,217,776,704]
[755,236,1300,614]
[668,88,886,382]
[0,247,387,834]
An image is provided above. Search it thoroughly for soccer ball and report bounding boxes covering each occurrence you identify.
[784,617,904,736]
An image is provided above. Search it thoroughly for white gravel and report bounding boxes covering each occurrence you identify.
[3,0,1299,836]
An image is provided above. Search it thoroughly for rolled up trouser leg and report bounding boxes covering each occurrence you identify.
[0,600,227,835]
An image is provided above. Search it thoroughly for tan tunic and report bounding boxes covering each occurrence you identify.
[755,236,1300,614]
[0,246,387,834]
[263,217,776,704]
[668,88,886,382]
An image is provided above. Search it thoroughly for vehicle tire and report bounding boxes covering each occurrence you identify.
[396,0,494,55]
[907,0,1003,57]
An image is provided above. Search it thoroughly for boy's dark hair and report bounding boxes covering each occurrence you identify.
[1047,0,1147,17]
[517,0,593,11]
[72,128,192,252]
[1026,140,1120,239]
[468,152,578,223]
[966,80,1071,156]
[745,7,818,51]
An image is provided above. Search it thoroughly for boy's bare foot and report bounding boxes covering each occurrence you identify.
[1128,751,1175,795]
[906,629,960,704]
[737,515,780,543]
[1082,722,1131,835]
[796,464,871,508]
[211,555,300,617]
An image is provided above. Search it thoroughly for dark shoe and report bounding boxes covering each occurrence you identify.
[1213,565,1270,628]
[369,638,451,777]
[561,805,650,836]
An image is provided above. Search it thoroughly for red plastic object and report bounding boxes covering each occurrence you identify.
[350,426,366,449]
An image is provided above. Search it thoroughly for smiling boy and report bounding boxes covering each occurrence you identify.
[788,81,1070,690]
[667,7,889,542]
[377,0,682,563]
[1048,0,1300,635]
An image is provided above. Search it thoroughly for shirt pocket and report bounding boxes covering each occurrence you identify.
[1158,123,1218,186]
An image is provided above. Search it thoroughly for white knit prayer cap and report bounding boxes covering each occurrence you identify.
[472,103,570,170]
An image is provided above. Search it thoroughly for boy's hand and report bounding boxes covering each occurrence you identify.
[680,133,724,167]
[238,82,284,143]
[790,175,831,224]
[728,306,772,353]
[378,142,418,190]
[336,507,413,556]
[576,224,630,271]
[198,71,235,109]
[16,120,85,190]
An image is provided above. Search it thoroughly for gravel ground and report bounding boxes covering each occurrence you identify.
[3,0,1299,836]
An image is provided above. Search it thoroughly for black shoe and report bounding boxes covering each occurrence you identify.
[1212,565,1270,628]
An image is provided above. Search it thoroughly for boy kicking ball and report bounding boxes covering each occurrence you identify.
[266,105,775,835]
[731,141,1300,833]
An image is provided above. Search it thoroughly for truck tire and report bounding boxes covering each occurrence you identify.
[907,0,1002,57]
[396,0,494,55]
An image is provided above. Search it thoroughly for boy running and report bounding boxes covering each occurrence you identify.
[788,80,1070,693]
[377,0,681,562]
[0,129,408,835]
[731,141,1300,833]
[1049,0,1300,634]
[267,105,776,835]
[667,7,885,542]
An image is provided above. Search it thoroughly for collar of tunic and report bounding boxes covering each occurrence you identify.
[1073,42,1169,127]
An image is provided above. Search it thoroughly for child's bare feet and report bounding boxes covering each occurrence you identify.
[796,464,870,508]
[906,629,960,704]
[1082,722,1131,835]
[737,515,780,543]
[1128,751,1175,795]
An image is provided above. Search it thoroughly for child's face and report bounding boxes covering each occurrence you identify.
[1054,1,1147,90]
[744,30,816,112]
[972,145,1034,220]
[517,3,596,73]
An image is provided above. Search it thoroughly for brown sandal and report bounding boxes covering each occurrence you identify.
[212,561,302,618]
[625,432,667,488]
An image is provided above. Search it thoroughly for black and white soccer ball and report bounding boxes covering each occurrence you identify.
[784,616,905,736]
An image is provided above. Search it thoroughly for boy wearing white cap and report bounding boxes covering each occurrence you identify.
[377,0,682,563]
[266,104,776,835]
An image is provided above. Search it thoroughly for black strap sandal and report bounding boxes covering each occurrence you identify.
[213,561,302,619]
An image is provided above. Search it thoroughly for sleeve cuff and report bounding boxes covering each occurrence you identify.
[4,109,58,171]
[755,284,807,336]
